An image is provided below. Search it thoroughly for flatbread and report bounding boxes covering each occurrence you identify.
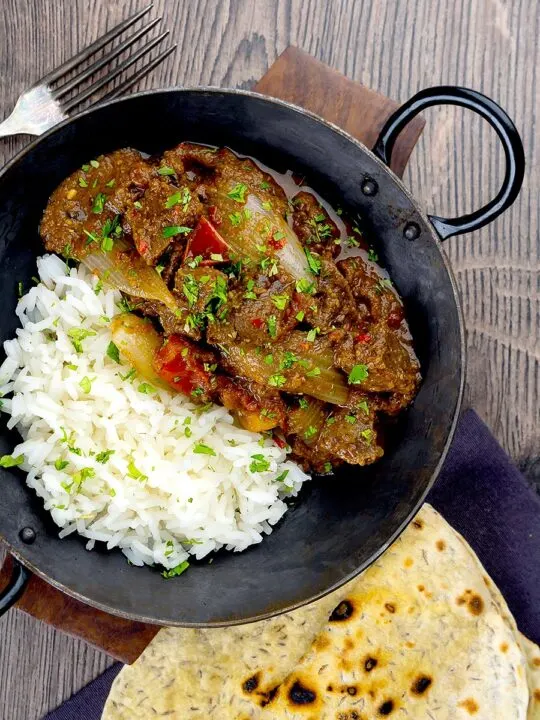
[519,633,540,719]
[103,504,534,719]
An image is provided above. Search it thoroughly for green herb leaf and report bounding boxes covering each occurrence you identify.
[165,191,182,208]
[305,367,321,378]
[348,364,369,384]
[90,159,100,169]
[0,454,23,468]
[275,469,290,483]
[264,354,274,365]
[161,561,190,579]
[345,414,357,424]
[298,397,309,410]
[182,274,199,308]
[162,225,192,239]
[267,314,277,338]
[54,459,69,471]
[227,182,248,203]
[138,383,156,394]
[79,376,92,394]
[157,165,175,176]
[78,176,88,188]
[304,425,318,440]
[120,368,136,382]
[268,373,286,388]
[306,327,319,342]
[295,277,316,294]
[260,181,271,190]
[106,341,121,364]
[361,428,373,442]
[229,211,243,226]
[92,192,106,214]
[105,178,115,188]
[96,450,115,464]
[271,293,289,311]
[249,454,270,473]
[67,327,96,353]
[367,248,379,262]
[295,310,305,322]
[304,247,321,275]
[358,400,369,414]
[127,459,147,481]
[193,443,216,456]
[280,351,297,370]
[323,462,333,473]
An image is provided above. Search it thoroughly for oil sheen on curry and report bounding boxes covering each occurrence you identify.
[40,143,421,473]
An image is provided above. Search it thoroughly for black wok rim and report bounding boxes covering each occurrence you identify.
[0,87,466,626]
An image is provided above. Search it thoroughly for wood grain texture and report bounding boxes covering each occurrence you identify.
[254,46,425,177]
[0,44,425,667]
[0,1,538,718]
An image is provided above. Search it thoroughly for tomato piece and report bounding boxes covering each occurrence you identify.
[273,433,287,449]
[153,335,214,398]
[184,217,229,263]
[355,332,372,344]
[251,317,264,329]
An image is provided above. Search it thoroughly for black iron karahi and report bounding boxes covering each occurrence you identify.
[0,87,524,625]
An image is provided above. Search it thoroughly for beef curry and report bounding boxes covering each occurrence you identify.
[40,143,421,472]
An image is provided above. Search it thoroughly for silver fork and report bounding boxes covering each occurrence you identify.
[0,4,176,139]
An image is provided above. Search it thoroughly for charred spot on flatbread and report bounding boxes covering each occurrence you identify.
[410,674,432,695]
[288,679,317,705]
[330,600,354,622]
[258,685,279,707]
[456,589,484,615]
[364,656,378,671]
[378,699,395,715]
[347,685,358,696]
[337,712,362,720]
[384,602,396,614]
[412,519,423,529]
[242,672,260,694]
[436,539,446,551]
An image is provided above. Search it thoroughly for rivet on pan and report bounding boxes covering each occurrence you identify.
[361,178,378,196]
[403,222,420,241]
[19,527,36,544]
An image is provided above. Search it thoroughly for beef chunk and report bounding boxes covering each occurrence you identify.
[291,191,341,258]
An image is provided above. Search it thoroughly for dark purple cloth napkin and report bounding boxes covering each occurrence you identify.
[43,409,540,720]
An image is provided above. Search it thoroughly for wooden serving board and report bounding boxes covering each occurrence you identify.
[0,46,424,664]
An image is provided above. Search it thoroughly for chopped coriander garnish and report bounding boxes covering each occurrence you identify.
[106,341,121,364]
[127,459,147,481]
[181,187,191,207]
[81,163,90,172]
[94,279,103,295]
[0,454,23,468]
[138,383,156,394]
[227,182,248,203]
[157,165,175,176]
[367,247,379,262]
[133,200,143,210]
[161,561,190,579]
[361,428,373,442]
[67,327,96,353]
[296,277,316,294]
[210,253,223,262]
[187,254,203,269]
[264,354,274,365]
[295,310,305,322]
[184,426,193,438]
[105,178,115,188]
[249,454,270,473]
[78,176,88,188]
[164,540,174,557]
[120,367,136,382]
[268,373,286,388]
[358,400,369,414]
[304,425,318,440]
[298,397,309,410]
[90,159,100,168]
[275,469,290,483]
[155,264,165,275]
[345,414,357,424]
[162,225,192,238]
[91,192,106,214]
[17,281,24,298]
[280,351,297,370]
[267,315,277,338]
[193,443,216,456]
[96,449,115,464]
[348,364,369,384]
[305,367,321,378]
[101,235,114,253]
[306,327,319,342]
[79,376,92,394]
[260,181,271,190]
[244,278,257,300]
[229,211,243,226]
[262,201,272,211]
[182,274,199,308]
[271,293,289,311]
[304,247,322,275]
[165,191,182,208]
[54,459,69,471]
[65,363,77,371]
[347,235,360,248]
[323,462,333,473]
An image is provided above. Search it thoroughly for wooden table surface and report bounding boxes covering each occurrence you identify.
[0,1,538,717]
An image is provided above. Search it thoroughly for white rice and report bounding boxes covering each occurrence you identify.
[0,255,309,569]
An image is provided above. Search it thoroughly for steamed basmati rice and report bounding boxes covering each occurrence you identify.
[0,255,309,569]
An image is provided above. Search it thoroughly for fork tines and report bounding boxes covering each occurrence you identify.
[41,3,175,112]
